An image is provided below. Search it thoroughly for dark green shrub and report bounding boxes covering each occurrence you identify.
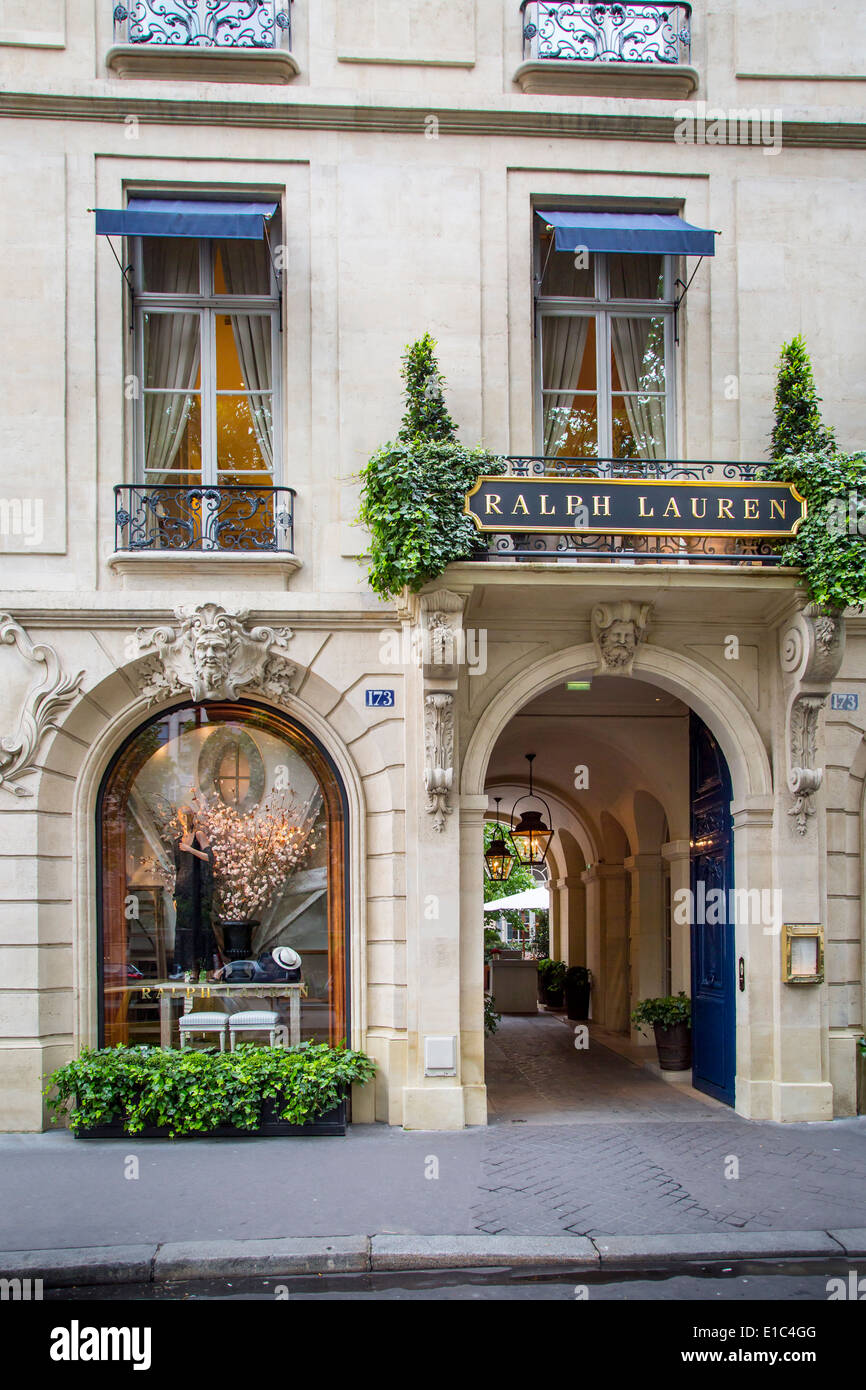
[770,335,835,459]
[44,1043,376,1137]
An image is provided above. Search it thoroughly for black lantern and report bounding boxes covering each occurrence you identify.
[484,797,515,882]
[510,754,553,867]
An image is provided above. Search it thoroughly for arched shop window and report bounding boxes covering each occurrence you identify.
[98,703,347,1049]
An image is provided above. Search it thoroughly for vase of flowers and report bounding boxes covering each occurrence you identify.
[151,790,317,962]
[190,791,317,949]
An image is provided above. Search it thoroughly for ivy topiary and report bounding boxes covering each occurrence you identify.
[770,335,836,459]
[358,334,506,598]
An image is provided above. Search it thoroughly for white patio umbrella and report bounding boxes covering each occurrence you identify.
[483,886,550,913]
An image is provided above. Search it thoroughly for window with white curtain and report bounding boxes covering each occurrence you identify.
[535,225,676,461]
[131,234,281,486]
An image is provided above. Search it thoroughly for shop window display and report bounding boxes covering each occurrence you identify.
[98,704,346,1048]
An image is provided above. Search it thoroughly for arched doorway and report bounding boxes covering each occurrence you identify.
[96,700,348,1049]
[472,658,754,1117]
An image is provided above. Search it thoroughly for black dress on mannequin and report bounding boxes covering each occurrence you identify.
[172,837,216,974]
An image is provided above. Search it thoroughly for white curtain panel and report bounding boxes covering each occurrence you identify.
[219,240,274,472]
[609,256,666,461]
[142,239,201,482]
[542,316,590,456]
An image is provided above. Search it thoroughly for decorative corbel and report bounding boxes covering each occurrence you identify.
[0,615,85,798]
[417,590,465,831]
[424,692,454,832]
[780,605,846,834]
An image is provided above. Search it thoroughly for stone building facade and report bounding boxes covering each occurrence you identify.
[0,1,864,1130]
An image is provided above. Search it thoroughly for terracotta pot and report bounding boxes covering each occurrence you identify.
[653,1020,692,1071]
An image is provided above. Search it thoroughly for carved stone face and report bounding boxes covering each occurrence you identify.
[194,631,230,685]
[600,620,636,668]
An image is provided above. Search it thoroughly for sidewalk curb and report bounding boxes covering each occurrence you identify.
[3,1229,865,1286]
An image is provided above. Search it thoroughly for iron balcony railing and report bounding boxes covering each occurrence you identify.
[114,484,296,553]
[520,1,691,65]
[112,1,292,49]
[467,457,784,566]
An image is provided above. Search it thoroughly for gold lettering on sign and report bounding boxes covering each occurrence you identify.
[593,495,612,517]
[511,495,529,516]
[718,499,734,519]
[770,499,786,520]
[743,499,759,519]
[638,497,655,517]
[485,494,502,516]
[663,497,681,518]
[566,496,584,515]
[691,498,707,519]
[540,495,555,516]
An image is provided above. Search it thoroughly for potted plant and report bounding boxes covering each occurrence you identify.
[537,958,567,1009]
[44,1042,376,1140]
[857,1036,866,1116]
[565,966,592,1021]
[630,992,692,1071]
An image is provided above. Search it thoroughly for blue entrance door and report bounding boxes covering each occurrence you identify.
[689,713,735,1105]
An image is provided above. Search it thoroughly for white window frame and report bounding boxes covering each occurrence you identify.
[130,236,282,486]
[534,243,678,460]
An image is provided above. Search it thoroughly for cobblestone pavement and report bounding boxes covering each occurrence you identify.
[474,1015,866,1237]
[2,1014,864,1250]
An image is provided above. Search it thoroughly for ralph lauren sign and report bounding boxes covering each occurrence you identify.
[464,477,806,539]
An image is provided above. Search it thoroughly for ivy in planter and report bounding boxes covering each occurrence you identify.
[357,333,507,598]
[44,1043,376,1138]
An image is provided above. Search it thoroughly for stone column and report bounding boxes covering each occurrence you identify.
[460,794,489,1126]
[555,875,587,967]
[626,852,665,1039]
[402,590,469,1130]
[661,839,691,994]
[584,863,629,1031]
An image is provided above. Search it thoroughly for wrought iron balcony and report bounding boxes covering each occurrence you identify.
[467,458,784,566]
[114,484,295,553]
[112,1,292,49]
[520,1,691,65]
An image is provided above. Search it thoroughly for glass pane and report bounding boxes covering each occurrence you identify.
[143,391,202,484]
[610,316,666,395]
[608,253,665,300]
[542,315,596,393]
[542,393,598,458]
[214,239,272,296]
[539,230,595,297]
[612,393,667,460]
[100,706,345,1048]
[142,312,202,391]
[216,313,273,392]
[140,237,200,295]
[216,393,273,479]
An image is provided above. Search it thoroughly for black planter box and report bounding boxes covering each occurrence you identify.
[73,1098,346,1140]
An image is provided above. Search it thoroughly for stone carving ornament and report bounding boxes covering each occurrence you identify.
[779,604,846,835]
[590,601,652,676]
[424,692,454,832]
[0,614,85,798]
[137,603,296,706]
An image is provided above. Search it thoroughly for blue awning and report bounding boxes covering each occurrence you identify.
[94,198,278,240]
[536,210,716,256]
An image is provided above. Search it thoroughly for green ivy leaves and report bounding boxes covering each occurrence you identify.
[358,334,507,598]
[44,1043,376,1137]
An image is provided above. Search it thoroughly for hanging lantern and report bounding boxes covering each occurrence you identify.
[509,754,553,867]
[484,797,515,882]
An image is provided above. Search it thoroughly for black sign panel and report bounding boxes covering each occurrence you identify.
[464,477,806,538]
